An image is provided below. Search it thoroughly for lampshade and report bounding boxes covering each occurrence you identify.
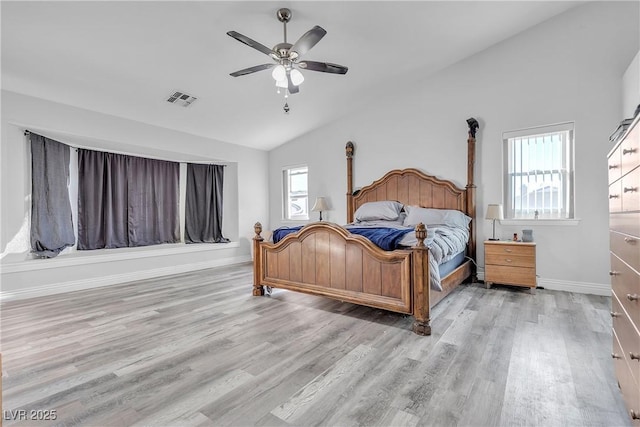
[271,65,286,81]
[485,204,504,220]
[311,197,329,212]
[275,78,288,89]
[290,69,304,86]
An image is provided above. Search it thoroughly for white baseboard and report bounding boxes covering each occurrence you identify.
[0,255,251,301]
[476,272,610,296]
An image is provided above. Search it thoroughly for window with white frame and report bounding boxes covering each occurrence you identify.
[503,122,575,220]
[283,165,309,220]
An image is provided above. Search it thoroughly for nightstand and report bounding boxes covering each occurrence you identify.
[484,240,537,294]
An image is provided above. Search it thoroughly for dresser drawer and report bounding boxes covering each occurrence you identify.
[611,253,640,327]
[612,293,640,384]
[609,145,623,183]
[610,212,640,238]
[621,124,640,177]
[622,166,640,212]
[613,328,640,425]
[485,265,536,287]
[611,231,640,274]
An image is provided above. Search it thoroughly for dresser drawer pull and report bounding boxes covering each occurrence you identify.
[609,271,620,276]
[623,187,638,193]
[609,194,619,199]
[627,294,640,302]
[624,237,637,244]
[623,148,637,155]
[631,410,640,420]
[608,164,619,170]
[504,248,513,253]
[630,352,640,361]
[612,352,622,359]
[505,259,512,263]
[610,311,621,318]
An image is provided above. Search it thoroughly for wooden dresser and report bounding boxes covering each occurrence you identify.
[484,241,536,294]
[608,114,640,424]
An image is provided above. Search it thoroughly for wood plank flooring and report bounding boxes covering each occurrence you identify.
[0,263,631,426]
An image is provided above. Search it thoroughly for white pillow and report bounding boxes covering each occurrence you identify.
[354,201,403,222]
[403,206,472,229]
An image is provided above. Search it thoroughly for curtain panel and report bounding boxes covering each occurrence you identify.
[185,163,228,243]
[77,149,180,250]
[30,134,75,258]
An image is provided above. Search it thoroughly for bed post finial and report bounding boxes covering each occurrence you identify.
[466,118,478,280]
[252,222,265,296]
[346,141,355,223]
[414,223,427,247]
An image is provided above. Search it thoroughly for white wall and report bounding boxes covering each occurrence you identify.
[268,1,639,295]
[1,90,269,299]
[623,50,640,118]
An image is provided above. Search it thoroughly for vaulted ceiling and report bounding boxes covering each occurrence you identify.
[2,1,584,151]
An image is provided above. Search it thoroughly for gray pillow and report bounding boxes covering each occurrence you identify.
[354,201,404,222]
[403,206,472,229]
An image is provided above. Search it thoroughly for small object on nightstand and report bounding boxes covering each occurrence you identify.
[513,233,518,241]
[484,240,537,294]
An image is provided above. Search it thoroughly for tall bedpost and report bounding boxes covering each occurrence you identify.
[412,223,431,335]
[466,118,479,280]
[253,222,265,296]
[346,141,355,223]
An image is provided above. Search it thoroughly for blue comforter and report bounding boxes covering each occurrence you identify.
[272,226,413,251]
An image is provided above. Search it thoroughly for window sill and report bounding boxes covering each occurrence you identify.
[500,219,581,226]
[0,241,239,274]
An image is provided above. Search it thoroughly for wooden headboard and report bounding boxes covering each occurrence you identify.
[344,119,478,261]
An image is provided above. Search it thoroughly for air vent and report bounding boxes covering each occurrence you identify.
[166,91,197,107]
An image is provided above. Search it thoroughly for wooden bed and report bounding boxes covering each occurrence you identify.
[252,119,478,335]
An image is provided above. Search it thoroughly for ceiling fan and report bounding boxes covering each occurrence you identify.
[227,8,348,95]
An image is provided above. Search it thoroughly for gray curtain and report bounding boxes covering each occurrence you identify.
[78,149,180,249]
[30,133,75,258]
[185,164,228,243]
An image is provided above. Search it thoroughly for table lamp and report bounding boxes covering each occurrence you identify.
[486,204,503,241]
[311,197,329,221]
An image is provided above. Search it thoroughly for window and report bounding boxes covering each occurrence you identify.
[283,166,308,220]
[503,122,575,220]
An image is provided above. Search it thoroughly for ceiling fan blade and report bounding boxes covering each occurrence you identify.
[287,72,300,94]
[298,61,348,75]
[227,31,274,57]
[229,63,275,77]
[290,26,327,58]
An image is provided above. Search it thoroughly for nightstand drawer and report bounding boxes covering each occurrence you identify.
[485,252,535,268]
[485,265,536,287]
[485,243,535,257]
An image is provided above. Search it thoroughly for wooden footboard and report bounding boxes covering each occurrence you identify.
[253,222,433,334]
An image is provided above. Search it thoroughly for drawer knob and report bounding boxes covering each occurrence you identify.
[624,237,637,244]
[612,352,622,359]
[627,293,640,302]
[630,352,640,361]
[505,258,512,263]
[623,187,638,193]
[609,194,619,199]
[631,410,640,420]
[609,271,620,276]
[623,148,637,155]
[609,164,619,169]
[504,249,513,253]
[610,311,621,318]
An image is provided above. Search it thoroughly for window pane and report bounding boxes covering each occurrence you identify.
[503,124,574,219]
[283,166,309,220]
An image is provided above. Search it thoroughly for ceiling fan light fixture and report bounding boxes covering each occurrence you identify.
[275,78,288,89]
[271,64,286,81]
[290,69,304,86]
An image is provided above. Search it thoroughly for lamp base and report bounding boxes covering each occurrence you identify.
[488,238,500,241]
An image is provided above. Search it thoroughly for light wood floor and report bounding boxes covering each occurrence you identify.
[0,263,631,427]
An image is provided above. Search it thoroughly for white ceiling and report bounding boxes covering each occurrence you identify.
[2,1,583,151]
